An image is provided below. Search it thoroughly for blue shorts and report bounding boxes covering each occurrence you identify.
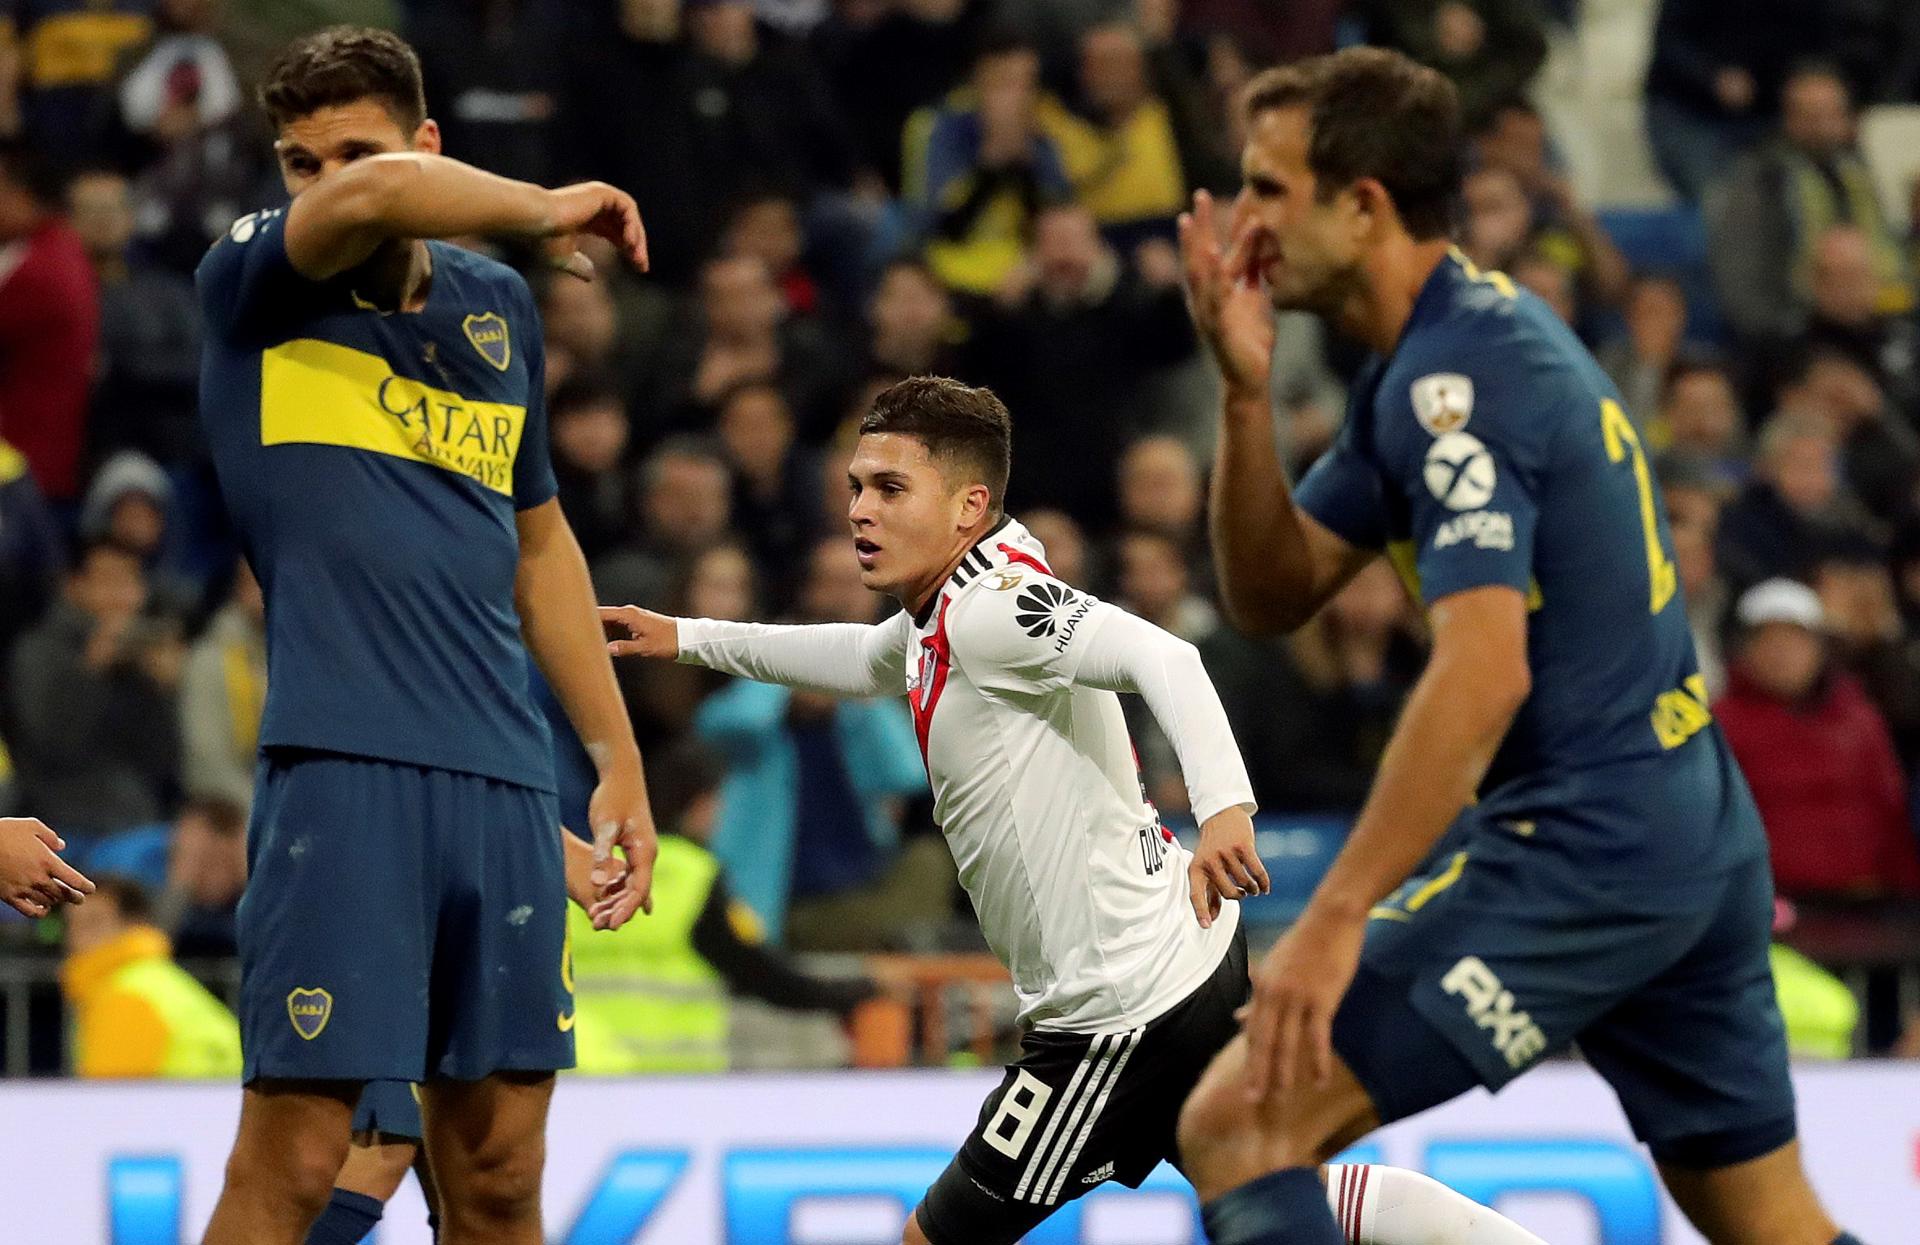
[352,1079,424,1141]
[1332,812,1797,1167]
[238,748,574,1084]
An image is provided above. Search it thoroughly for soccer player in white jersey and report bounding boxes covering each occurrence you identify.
[603,376,1550,1245]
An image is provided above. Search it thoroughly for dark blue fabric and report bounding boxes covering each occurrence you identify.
[304,1188,383,1245]
[1200,1168,1342,1245]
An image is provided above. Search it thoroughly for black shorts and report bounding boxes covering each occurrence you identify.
[916,928,1248,1245]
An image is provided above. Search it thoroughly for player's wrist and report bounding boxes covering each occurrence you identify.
[1221,388,1270,423]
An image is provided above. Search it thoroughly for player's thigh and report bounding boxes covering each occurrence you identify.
[419,1071,555,1211]
[1174,1030,1379,1202]
[425,772,572,1081]
[334,1136,420,1203]
[1657,1140,1838,1245]
[1578,857,1799,1171]
[225,1079,361,1195]
[239,751,434,1083]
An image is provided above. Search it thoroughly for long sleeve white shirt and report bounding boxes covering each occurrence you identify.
[677,517,1254,1032]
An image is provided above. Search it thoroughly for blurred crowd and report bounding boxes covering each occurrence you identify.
[4,0,1920,1066]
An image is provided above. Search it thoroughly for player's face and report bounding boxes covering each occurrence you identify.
[1236,105,1367,315]
[274,98,440,197]
[846,433,987,603]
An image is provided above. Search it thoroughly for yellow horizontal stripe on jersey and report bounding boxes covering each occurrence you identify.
[260,338,525,496]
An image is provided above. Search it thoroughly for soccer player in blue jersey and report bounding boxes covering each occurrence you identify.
[1175,48,1866,1245]
[193,27,655,1245]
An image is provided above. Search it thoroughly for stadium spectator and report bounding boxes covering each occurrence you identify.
[1511,249,1578,328]
[1021,506,1090,589]
[1599,275,1692,429]
[177,560,263,811]
[1815,550,1920,767]
[810,0,985,195]
[620,540,760,753]
[864,256,962,379]
[1037,20,1225,247]
[721,191,823,319]
[1716,411,1870,593]
[1360,0,1547,130]
[645,254,850,439]
[593,436,736,612]
[107,0,261,274]
[568,0,866,287]
[3,0,157,163]
[1793,226,1920,422]
[154,796,246,960]
[1714,578,1920,900]
[78,450,203,615]
[1709,63,1912,351]
[60,875,241,1077]
[1472,100,1631,309]
[1775,347,1920,525]
[717,383,824,598]
[1116,434,1205,554]
[1198,559,1418,813]
[407,0,568,187]
[8,540,181,837]
[566,739,877,1073]
[1652,353,1748,482]
[67,168,204,468]
[550,375,637,563]
[0,436,64,669]
[698,535,929,948]
[0,141,99,504]
[967,202,1193,528]
[901,32,1072,296]
[1663,461,1733,696]
[537,268,651,414]
[1643,0,1838,200]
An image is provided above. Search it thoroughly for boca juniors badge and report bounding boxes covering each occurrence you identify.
[463,312,512,371]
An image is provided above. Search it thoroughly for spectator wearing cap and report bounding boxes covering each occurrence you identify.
[1714,578,1920,900]
[78,449,200,617]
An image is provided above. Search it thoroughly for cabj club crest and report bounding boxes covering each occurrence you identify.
[287,988,333,1041]
[463,312,511,371]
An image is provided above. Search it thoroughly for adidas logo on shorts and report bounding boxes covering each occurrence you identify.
[1080,1161,1116,1186]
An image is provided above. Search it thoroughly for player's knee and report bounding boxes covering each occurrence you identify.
[225,1122,349,1215]
[446,1141,544,1228]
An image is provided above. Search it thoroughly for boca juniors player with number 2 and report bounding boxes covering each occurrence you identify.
[1176,47,1865,1245]
[195,26,654,1245]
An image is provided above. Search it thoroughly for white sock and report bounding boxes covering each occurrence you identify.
[1324,1164,1549,1245]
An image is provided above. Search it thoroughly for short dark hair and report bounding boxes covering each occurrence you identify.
[1243,47,1462,241]
[93,875,154,924]
[260,26,427,134]
[860,377,1013,514]
[179,797,247,839]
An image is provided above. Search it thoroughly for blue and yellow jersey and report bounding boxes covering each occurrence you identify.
[1296,251,1764,877]
[195,208,557,793]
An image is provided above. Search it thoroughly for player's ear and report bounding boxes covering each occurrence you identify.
[957,481,992,531]
[413,119,442,156]
[1346,177,1391,239]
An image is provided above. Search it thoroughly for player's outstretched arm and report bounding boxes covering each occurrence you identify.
[0,817,95,918]
[603,605,911,699]
[1179,189,1371,634]
[518,500,657,918]
[1242,585,1530,1100]
[282,151,647,281]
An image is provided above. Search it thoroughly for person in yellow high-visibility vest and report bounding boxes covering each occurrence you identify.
[567,740,878,1075]
[61,874,240,1078]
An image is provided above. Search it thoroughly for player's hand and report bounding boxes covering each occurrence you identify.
[0,818,95,919]
[586,761,658,928]
[542,181,649,278]
[600,605,679,660]
[1188,807,1269,929]
[1178,188,1275,400]
[1240,904,1366,1100]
